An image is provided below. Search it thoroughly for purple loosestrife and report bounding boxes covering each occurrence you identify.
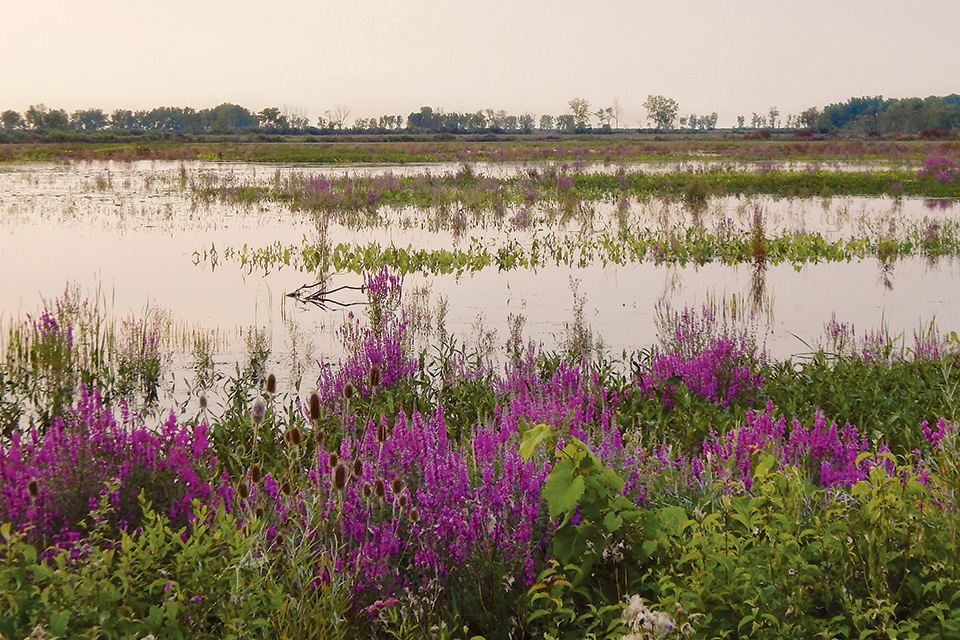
[701,401,871,488]
[0,387,221,546]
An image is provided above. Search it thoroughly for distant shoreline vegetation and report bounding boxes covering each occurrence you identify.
[1,93,960,142]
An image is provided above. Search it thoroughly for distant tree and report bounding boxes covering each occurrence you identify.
[323,104,350,130]
[44,109,70,130]
[611,96,623,129]
[206,103,257,132]
[643,95,678,131]
[737,115,745,129]
[768,106,780,129]
[70,108,108,131]
[25,104,49,130]
[1,110,24,131]
[702,112,719,130]
[518,112,536,133]
[556,114,576,133]
[568,97,591,131]
[257,106,288,129]
[407,106,440,132]
[110,109,137,130]
[594,106,614,129]
[539,114,555,131]
[751,112,765,129]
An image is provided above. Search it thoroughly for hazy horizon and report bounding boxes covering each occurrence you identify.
[4,0,959,129]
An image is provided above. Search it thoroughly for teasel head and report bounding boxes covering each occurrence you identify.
[251,400,266,424]
[391,478,403,495]
[328,452,339,468]
[198,394,208,410]
[333,464,347,491]
[353,458,363,478]
[27,479,40,499]
[308,392,321,422]
[368,363,382,388]
[249,464,262,483]
[376,422,388,444]
[281,478,293,496]
[266,373,277,395]
[362,482,373,499]
[375,479,385,498]
[409,508,419,522]
[314,428,326,446]
[238,482,250,500]
[398,494,408,508]
[254,506,264,519]
[342,381,355,401]
[287,426,303,447]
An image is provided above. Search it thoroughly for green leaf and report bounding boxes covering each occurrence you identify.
[543,459,585,519]
[603,511,624,533]
[49,610,69,636]
[520,423,553,461]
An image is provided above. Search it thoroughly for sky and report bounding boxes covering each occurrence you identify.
[3,0,960,129]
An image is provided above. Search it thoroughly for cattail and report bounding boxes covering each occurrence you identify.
[391,478,403,495]
[308,392,321,422]
[281,479,293,496]
[368,363,382,388]
[342,381,354,400]
[238,482,250,500]
[287,427,303,447]
[27,479,39,498]
[353,458,363,478]
[333,464,347,490]
[266,373,277,394]
[328,452,339,468]
[374,479,385,498]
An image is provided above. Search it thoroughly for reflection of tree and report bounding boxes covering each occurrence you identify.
[878,258,895,290]
[750,260,768,313]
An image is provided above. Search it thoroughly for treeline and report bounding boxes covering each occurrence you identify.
[809,95,960,135]
[1,94,959,139]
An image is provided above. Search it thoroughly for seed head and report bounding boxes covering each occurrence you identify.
[368,363,382,388]
[375,479,385,498]
[353,458,363,478]
[27,479,40,498]
[281,479,293,496]
[308,392,321,422]
[342,381,354,400]
[362,482,373,498]
[254,506,264,518]
[288,427,303,447]
[333,464,347,491]
[398,494,408,508]
[328,452,339,468]
[376,422,387,443]
[250,464,262,483]
[266,373,277,394]
[391,478,403,495]
[251,400,266,423]
[238,482,250,500]
[409,508,419,522]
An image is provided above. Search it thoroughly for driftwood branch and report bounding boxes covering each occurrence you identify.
[286,281,366,310]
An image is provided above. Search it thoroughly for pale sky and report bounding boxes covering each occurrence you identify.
[3,0,959,128]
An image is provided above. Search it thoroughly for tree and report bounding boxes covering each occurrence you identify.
[643,95,678,131]
[518,112,536,133]
[611,96,623,129]
[323,104,350,130]
[70,108,108,131]
[257,107,287,129]
[110,109,137,130]
[1,110,23,131]
[768,106,780,129]
[568,97,591,131]
[737,115,745,129]
[25,104,49,130]
[556,114,575,133]
[539,114,555,131]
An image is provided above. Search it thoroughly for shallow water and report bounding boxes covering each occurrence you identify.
[2,161,958,395]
